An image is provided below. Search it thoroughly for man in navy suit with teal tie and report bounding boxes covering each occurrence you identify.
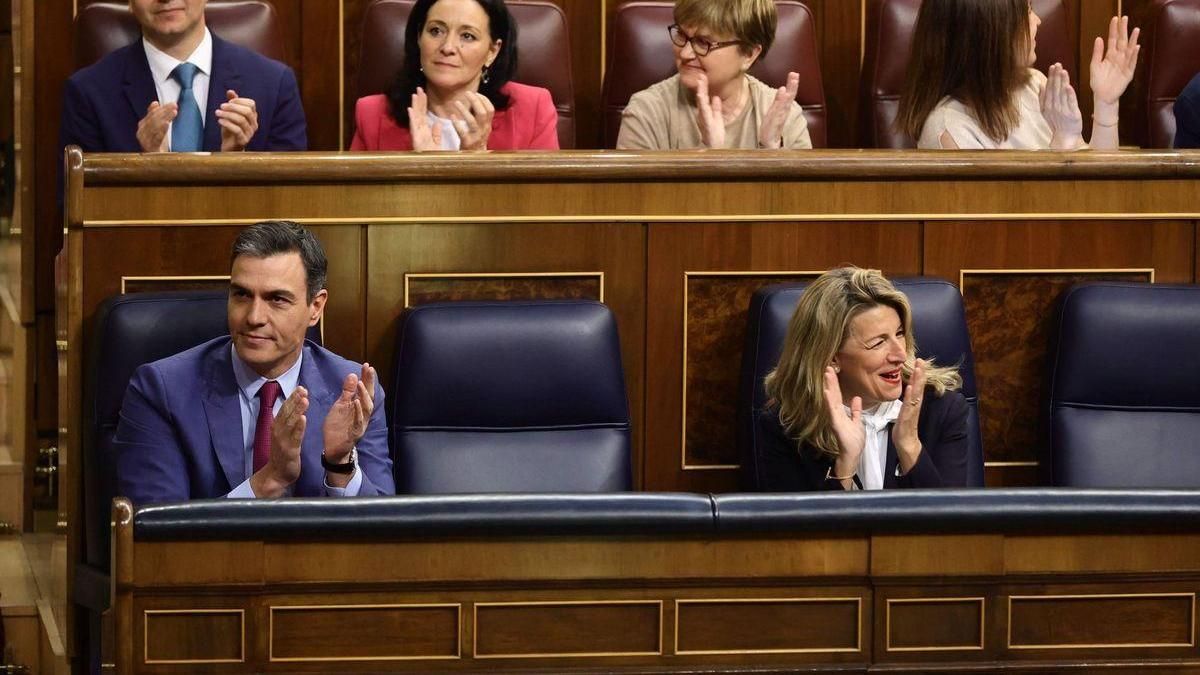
[60,0,307,153]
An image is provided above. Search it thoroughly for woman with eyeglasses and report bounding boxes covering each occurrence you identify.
[351,0,558,151]
[616,0,811,150]
[896,0,1139,149]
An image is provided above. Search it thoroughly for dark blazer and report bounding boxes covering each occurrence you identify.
[755,388,970,491]
[1175,73,1200,149]
[59,33,308,154]
[113,336,394,505]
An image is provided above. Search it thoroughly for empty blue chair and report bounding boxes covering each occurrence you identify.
[390,300,632,492]
[1050,282,1200,487]
[739,277,984,490]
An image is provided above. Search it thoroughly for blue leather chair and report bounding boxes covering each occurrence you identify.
[390,300,632,492]
[1050,283,1200,487]
[81,290,318,668]
[739,277,984,490]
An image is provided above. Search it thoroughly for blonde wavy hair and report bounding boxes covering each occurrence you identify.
[762,267,962,460]
[674,0,778,58]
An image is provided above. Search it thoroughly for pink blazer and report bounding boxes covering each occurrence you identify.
[350,82,559,151]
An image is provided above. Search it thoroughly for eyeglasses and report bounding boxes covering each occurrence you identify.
[667,24,743,57]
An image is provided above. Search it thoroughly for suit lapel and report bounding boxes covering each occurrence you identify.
[203,36,242,151]
[201,346,249,491]
[297,344,337,491]
[123,40,159,128]
[884,426,899,489]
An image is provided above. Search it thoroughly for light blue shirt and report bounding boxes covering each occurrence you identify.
[226,345,362,498]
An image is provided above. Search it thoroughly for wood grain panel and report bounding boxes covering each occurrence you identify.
[135,542,263,585]
[1005,534,1200,574]
[297,0,340,150]
[1009,594,1195,649]
[143,610,243,663]
[475,601,661,657]
[923,219,1195,486]
[646,220,919,491]
[365,221,646,485]
[886,598,984,651]
[675,598,860,654]
[270,604,459,660]
[962,270,1150,467]
[683,272,817,468]
[405,273,602,307]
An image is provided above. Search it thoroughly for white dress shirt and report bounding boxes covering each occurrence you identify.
[848,399,902,490]
[142,28,213,151]
[428,111,462,150]
[226,345,363,498]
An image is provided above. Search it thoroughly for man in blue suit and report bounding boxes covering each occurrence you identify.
[60,0,306,153]
[114,221,394,504]
[1176,73,1200,149]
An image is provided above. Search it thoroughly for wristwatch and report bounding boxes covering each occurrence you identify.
[321,446,357,474]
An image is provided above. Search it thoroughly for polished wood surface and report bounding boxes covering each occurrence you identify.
[110,499,1200,673]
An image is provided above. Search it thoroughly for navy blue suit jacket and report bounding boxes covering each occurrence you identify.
[755,389,970,491]
[60,34,307,153]
[1175,73,1200,150]
[114,337,394,505]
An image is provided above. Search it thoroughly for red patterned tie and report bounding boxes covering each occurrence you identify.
[252,381,283,473]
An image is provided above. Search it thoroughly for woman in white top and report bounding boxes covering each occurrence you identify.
[896,0,1140,150]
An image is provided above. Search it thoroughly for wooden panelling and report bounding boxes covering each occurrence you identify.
[475,601,661,657]
[885,597,985,652]
[872,535,1004,577]
[405,272,603,307]
[270,604,460,661]
[142,609,244,664]
[682,272,818,468]
[1008,594,1195,649]
[365,221,646,484]
[924,219,1195,486]
[1005,534,1200,574]
[647,220,919,491]
[961,270,1151,466]
[675,598,861,654]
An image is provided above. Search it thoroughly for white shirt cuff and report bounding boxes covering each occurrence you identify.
[324,465,362,497]
[226,478,257,499]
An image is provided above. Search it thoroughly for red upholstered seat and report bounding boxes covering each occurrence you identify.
[73,0,286,69]
[1129,0,1200,148]
[601,0,826,148]
[857,0,1076,148]
[355,0,576,148]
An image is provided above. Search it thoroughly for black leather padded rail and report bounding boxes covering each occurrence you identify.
[713,489,1200,534]
[132,493,715,540]
[131,490,1200,541]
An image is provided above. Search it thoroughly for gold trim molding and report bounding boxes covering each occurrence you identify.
[885,597,986,652]
[143,609,245,665]
[473,600,664,659]
[959,267,1156,290]
[268,603,462,662]
[681,270,823,471]
[120,275,230,294]
[674,597,863,655]
[1007,592,1196,650]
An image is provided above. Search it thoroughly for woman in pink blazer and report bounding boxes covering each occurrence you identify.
[351,0,558,151]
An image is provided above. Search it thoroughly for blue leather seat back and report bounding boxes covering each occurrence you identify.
[1050,283,1200,487]
[390,300,632,493]
[739,277,984,489]
[85,290,320,569]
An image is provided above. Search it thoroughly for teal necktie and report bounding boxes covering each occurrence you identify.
[170,62,203,152]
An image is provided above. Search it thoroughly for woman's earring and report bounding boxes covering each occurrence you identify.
[481,64,490,84]
[832,364,841,373]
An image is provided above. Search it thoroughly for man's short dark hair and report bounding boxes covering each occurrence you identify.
[230,220,327,302]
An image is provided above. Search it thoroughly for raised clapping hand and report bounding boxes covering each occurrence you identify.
[1039,63,1084,150]
[449,91,495,151]
[891,358,927,475]
[822,366,864,487]
[322,363,377,463]
[694,73,726,149]
[1090,16,1140,107]
[757,71,800,150]
[251,386,308,498]
[216,89,259,151]
[136,101,177,152]
[408,87,445,151]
